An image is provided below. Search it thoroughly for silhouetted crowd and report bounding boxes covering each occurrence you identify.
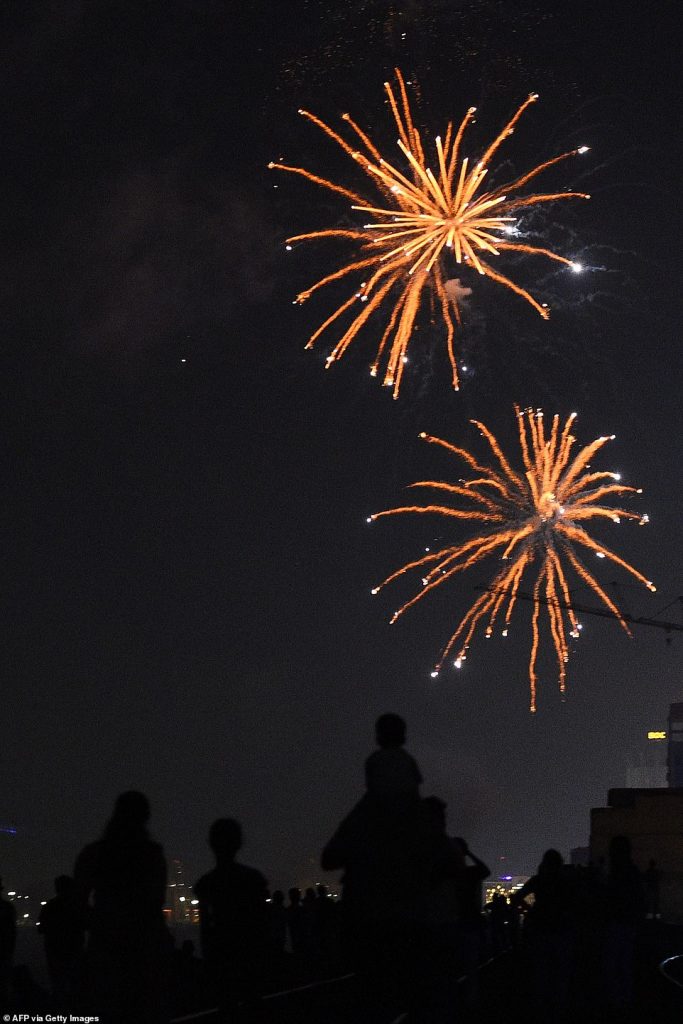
[0,714,655,1022]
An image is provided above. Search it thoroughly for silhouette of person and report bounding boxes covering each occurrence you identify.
[452,837,490,1007]
[602,835,644,1011]
[193,818,268,1021]
[488,892,509,953]
[9,964,50,1013]
[0,876,16,1009]
[286,887,307,956]
[365,713,422,805]
[267,890,287,956]
[314,883,337,961]
[323,793,459,1021]
[302,887,318,957]
[37,874,85,1001]
[171,938,203,1014]
[515,849,576,1021]
[73,790,170,1023]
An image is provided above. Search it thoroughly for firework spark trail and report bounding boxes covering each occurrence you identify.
[368,408,655,711]
[270,70,591,397]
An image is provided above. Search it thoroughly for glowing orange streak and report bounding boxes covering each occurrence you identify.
[434,266,459,389]
[305,293,361,349]
[552,415,578,489]
[545,560,567,693]
[363,155,444,210]
[340,112,383,162]
[569,507,640,523]
[549,415,560,470]
[371,504,505,524]
[372,549,444,592]
[387,283,423,390]
[421,533,509,587]
[548,547,579,634]
[570,486,639,508]
[462,230,500,256]
[530,410,545,457]
[460,237,487,275]
[408,480,503,515]
[297,110,365,163]
[447,107,476,186]
[496,243,573,265]
[461,170,491,211]
[400,229,447,270]
[418,433,494,478]
[563,470,627,493]
[371,285,409,376]
[462,478,515,501]
[422,434,517,502]
[286,230,369,244]
[435,135,450,204]
[501,524,534,560]
[443,121,453,160]
[499,191,590,211]
[477,92,539,171]
[561,543,631,634]
[329,277,397,361]
[391,533,517,622]
[528,570,544,712]
[559,525,656,591]
[364,225,434,245]
[451,157,471,220]
[560,437,612,491]
[425,166,450,216]
[383,79,412,154]
[296,255,381,304]
[471,419,526,491]
[501,149,583,193]
[394,68,425,166]
[439,552,529,667]
[397,140,450,213]
[476,260,550,318]
[389,278,426,395]
[438,590,492,664]
[516,407,535,477]
[504,550,531,624]
[268,162,365,205]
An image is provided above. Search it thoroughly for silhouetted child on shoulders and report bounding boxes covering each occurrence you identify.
[365,713,422,807]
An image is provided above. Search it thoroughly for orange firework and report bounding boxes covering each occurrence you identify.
[368,408,655,711]
[270,69,590,397]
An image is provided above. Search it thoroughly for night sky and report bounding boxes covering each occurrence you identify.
[1,0,681,896]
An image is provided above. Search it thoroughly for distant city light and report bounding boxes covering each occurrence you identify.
[648,731,667,741]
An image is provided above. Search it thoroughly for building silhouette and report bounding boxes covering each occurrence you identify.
[667,702,683,786]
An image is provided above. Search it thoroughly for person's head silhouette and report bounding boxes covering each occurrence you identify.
[54,875,73,897]
[539,848,563,874]
[209,818,242,862]
[104,790,151,839]
[375,713,407,749]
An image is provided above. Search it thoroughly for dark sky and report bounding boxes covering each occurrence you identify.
[1,0,681,894]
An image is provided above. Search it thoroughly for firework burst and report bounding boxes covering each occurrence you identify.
[271,70,590,397]
[368,407,654,711]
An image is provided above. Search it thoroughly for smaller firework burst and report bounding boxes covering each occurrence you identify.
[368,408,654,711]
